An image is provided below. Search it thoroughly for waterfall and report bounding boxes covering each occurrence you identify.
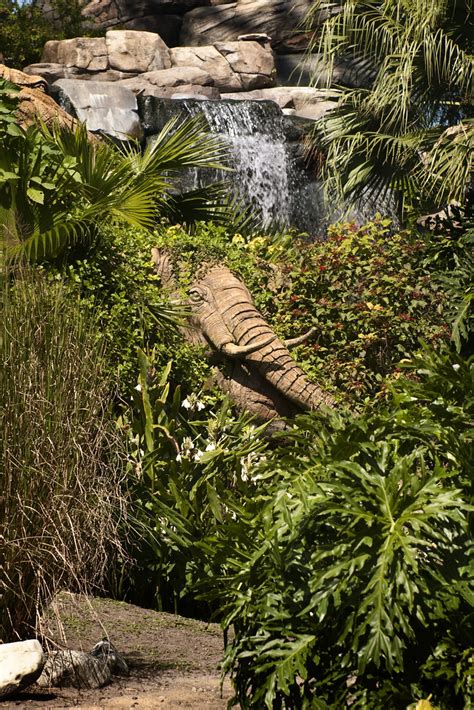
[139,96,326,235]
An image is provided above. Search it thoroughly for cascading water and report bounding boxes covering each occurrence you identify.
[139,96,326,235]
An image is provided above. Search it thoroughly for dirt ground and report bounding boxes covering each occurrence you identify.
[3,593,235,710]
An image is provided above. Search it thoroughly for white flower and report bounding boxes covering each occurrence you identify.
[176,453,182,463]
[452,363,460,371]
[193,449,204,462]
[181,393,205,412]
[134,383,142,392]
[205,442,217,452]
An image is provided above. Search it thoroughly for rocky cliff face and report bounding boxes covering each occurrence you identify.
[39,0,317,52]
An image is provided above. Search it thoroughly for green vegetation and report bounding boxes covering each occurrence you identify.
[306,0,473,214]
[0,0,90,69]
[0,78,229,263]
[1,25,473,708]
[0,268,126,641]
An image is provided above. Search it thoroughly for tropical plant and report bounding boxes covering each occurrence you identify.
[0,267,127,642]
[118,350,269,613]
[152,218,451,405]
[0,78,230,263]
[0,0,93,69]
[305,0,474,215]
[190,345,473,709]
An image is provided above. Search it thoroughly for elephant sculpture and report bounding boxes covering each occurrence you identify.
[152,249,335,428]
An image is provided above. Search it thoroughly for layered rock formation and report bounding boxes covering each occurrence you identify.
[38,0,322,53]
[25,30,277,101]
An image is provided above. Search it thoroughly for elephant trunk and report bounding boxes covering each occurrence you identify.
[206,273,334,411]
[233,314,334,411]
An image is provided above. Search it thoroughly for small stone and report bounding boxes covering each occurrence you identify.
[0,640,45,699]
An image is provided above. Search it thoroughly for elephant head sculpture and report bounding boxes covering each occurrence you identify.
[152,249,335,427]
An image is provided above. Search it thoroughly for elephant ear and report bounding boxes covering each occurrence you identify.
[151,248,174,287]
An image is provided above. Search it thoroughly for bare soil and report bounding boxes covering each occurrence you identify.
[3,593,234,709]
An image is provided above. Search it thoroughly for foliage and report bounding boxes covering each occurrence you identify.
[422,220,474,353]
[305,0,474,214]
[0,267,127,642]
[56,223,190,398]
[0,0,92,69]
[138,344,472,708]
[0,81,230,263]
[154,218,451,405]
[118,350,269,613]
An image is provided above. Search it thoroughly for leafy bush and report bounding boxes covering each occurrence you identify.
[0,81,229,263]
[0,0,93,69]
[168,345,473,708]
[0,268,127,641]
[118,350,269,613]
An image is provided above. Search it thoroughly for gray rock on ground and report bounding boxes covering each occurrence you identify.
[37,640,128,690]
[0,640,45,699]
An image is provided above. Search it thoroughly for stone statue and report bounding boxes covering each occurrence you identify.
[152,249,335,427]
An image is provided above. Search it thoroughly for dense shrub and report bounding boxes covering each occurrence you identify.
[0,0,92,69]
[0,268,126,641]
[131,346,472,708]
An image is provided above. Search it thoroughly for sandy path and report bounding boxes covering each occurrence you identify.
[3,593,234,709]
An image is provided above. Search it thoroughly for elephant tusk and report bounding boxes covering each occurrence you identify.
[221,336,274,358]
[285,327,317,349]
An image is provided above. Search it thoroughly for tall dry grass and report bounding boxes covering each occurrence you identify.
[0,268,127,642]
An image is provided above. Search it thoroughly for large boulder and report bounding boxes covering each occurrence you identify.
[0,64,82,131]
[52,79,142,138]
[118,65,220,97]
[106,29,171,72]
[55,37,108,71]
[180,0,314,52]
[170,40,274,92]
[0,640,45,699]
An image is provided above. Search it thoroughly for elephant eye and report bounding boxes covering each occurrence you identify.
[189,288,205,303]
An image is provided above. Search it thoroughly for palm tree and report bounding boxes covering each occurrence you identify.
[305,0,473,216]
[0,77,231,263]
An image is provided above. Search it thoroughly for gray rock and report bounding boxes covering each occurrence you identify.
[223,86,338,112]
[180,0,314,52]
[106,29,171,73]
[37,650,111,689]
[120,14,182,46]
[0,640,45,699]
[37,640,128,690]
[52,79,142,139]
[23,63,78,84]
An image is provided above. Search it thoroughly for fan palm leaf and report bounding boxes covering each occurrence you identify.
[3,111,230,262]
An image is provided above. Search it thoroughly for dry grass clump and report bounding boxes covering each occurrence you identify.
[0,268,127,642]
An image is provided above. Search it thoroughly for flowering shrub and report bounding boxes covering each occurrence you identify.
[119,351,269,611]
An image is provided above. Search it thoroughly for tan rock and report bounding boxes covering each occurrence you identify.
[214,40,274,77]
[41,40,60,63]
[119,66,214,89]
[0,64,80,131]
[171,45,240,91]
[106,29,171,73]
[56,37,108,71]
